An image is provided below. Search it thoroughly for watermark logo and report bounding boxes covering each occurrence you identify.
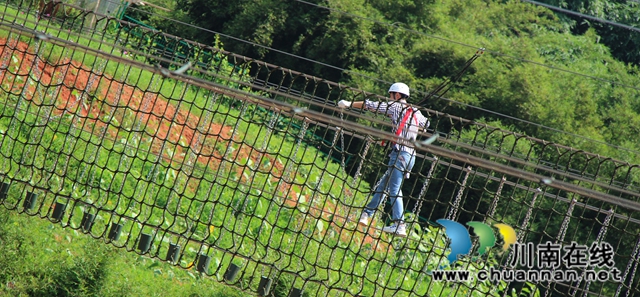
[435,219,516,264]
[432,219,623,283]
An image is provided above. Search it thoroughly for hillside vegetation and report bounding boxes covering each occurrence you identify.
[0,1,638,296]
[157,0,640,165]
[0,4,378,296]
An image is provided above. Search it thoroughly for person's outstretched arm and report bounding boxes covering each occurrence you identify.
[338,100,389,115]
[337,100,364,110]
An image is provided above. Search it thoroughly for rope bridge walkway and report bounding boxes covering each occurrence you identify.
[0,2,639,296]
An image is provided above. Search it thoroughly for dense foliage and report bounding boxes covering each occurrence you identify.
[131,3,640,295]
[153,0,640,165]
[538,0,640,65]
[1,1,639,296]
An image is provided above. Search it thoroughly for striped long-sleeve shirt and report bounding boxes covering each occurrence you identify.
[364,99,429,155]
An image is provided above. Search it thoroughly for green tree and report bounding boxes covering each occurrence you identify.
[536,0,640,66]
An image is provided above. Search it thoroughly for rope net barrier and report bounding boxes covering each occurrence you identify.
[0,2,639,296]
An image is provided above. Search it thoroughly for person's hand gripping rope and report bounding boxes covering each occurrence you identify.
[337,100,351,109]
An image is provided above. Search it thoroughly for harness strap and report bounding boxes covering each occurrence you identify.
[396,108,418,137]
[382,108,417,147]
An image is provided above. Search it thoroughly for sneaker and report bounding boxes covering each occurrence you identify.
[358,213,370,226]
[382,222,407,237]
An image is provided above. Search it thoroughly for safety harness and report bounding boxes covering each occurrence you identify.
[382,107,418,148]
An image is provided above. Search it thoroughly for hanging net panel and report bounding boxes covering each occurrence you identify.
[1,2,640,297]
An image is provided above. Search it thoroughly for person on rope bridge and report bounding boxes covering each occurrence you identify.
[337,82,429,237]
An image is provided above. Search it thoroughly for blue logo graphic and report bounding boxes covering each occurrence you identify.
[436,219,472,264]
[435,219,516,264]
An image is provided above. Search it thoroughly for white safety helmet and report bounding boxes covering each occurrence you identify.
[388,82,410,97]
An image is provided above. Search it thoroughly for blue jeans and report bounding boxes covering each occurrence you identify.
[363,150,415,222]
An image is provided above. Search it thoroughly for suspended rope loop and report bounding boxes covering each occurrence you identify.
[18,39,43,166]
[410,156,438,219]
[538,198,577,297]
[190,92,223,213]
[90,53,130,212]
[18,39,42,111]
[486,176,507,221]
[504,188,542,270]
[229,101,262,218]
[39,46,72,195]
[577,208,614,297]
[281,118,309,186]
[227,102,250,214]
[350,136,372,189]
[501,187,544,297]
[517,188,542,242]
[446,166,472,221]
[239,108,280,219]
[616,235,640,297]
[65,58,108,202]
[198,93,223,239]
[556,197,577,243]
[140,75,164,180]
[624,248,640,297]
[225,101,249,165]
[342,135,372,221]
[311,124,342,200]
[243,106,278,188]
[135,75,178,240]
[76,59,109,181]
[0,34,17,172]
[106,67,148,229]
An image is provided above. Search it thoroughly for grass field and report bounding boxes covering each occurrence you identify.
[0,3,542,296]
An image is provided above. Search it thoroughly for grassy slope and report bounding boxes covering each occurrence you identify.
[0,208,245,297]
[0,4,378,297]
[0,4,542,297]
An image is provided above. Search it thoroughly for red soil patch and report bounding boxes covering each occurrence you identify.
[1,37,388,252]
[0,38,288,190]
